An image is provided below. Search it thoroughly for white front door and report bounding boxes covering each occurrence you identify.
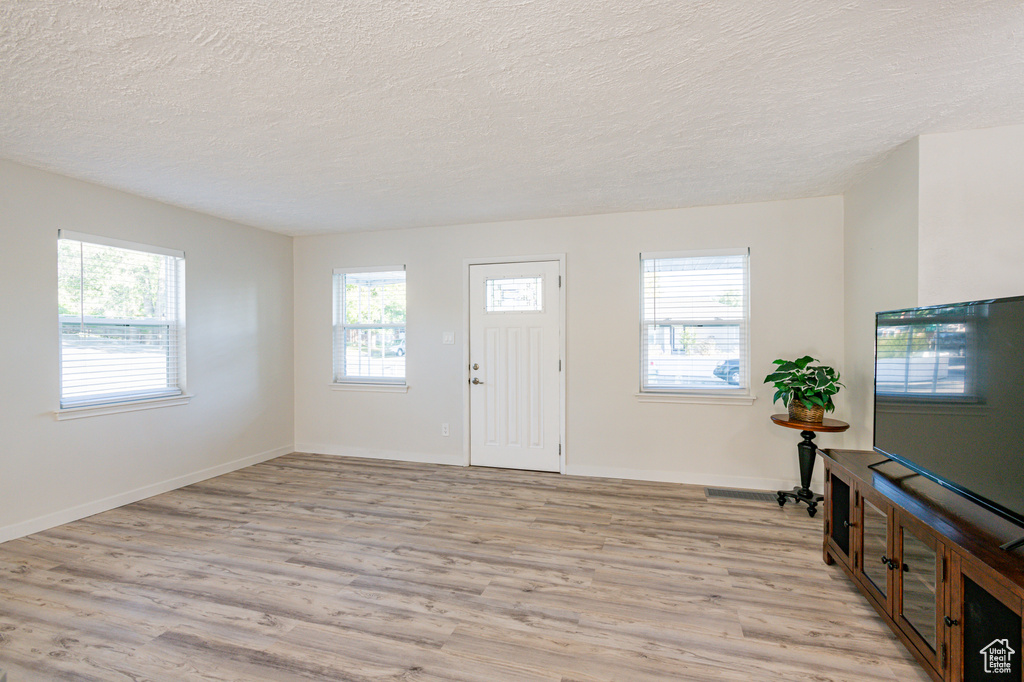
[469,261,561,472]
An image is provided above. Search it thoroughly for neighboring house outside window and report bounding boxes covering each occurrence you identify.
[640,249,750,395]
[58,231,186,409]
[333,266,406,384]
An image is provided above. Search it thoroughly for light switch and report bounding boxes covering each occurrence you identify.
[442,332,455,345]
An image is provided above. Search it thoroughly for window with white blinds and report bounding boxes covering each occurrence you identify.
[640,249,750,393]
[333,267,406,384]
[58,231,185,409]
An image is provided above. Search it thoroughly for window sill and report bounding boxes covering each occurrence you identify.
[635,392,756,405]
[55,394,193,421]
[331,383,409,393]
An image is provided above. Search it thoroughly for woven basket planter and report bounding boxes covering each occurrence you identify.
[789,399,824,424]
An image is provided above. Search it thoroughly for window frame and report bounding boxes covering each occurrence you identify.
[637,248,753,404]
[56,230,188,418]
[484,276,545,313]
[332,265,407,386]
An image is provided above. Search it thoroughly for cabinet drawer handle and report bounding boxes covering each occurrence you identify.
[944,616,959,627]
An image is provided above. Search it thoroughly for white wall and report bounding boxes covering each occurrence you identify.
[0,159,295,542]
[842,139,920,448]
[918,124,1024,305]
[840,123,1024,450]
[295,197,845,490]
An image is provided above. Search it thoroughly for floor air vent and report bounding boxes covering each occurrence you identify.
[705,488,778,503]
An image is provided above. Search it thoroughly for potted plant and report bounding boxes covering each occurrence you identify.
[764,355,843,423]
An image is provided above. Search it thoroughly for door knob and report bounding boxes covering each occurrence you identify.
[944,615,959,627]
[471,378,484,385]
[472,363,479,370]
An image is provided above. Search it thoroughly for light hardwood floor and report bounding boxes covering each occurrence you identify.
[0,453,929,681]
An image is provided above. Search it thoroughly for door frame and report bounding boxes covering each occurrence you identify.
[462,254,567,473]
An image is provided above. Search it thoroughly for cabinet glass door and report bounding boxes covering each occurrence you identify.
[861,497,890,601]
[961,574,1022,680]
[829,471,852,559]
[899,522,940,654]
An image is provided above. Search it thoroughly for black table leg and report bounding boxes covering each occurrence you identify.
[776,430,823,517]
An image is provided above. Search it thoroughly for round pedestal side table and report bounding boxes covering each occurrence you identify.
[770,414,850,517]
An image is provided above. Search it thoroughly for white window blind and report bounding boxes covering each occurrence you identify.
[640,249,749,393]
[58,231,185,408]
[333,267,406,384]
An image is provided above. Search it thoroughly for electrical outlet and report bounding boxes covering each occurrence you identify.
[441,423,450,437]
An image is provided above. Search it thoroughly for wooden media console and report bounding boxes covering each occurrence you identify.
[821,449,1024,681]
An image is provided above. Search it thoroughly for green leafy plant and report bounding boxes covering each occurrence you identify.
[764,355,844,413]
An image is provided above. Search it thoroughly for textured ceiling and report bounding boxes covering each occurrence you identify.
[2,1,1023,236]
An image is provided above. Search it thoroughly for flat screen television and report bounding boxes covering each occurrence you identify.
[874,295,1024,532]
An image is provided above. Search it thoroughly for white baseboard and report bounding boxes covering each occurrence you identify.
[297,447,799,491]
[0,444,293,545]
[565,463,798,492]
[295,443,464,467]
